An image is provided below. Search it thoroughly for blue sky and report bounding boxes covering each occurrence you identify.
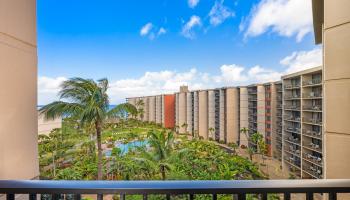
[37,0,322,104]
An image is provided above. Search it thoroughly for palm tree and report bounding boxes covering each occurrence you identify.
[208,127,215,139]
[240,127,249,142]
[136,130,175,180]
[181,123,188,134]
[39,78,137,181]
[135,99,145,120]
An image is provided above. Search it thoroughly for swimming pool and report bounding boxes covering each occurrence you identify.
[105,140,148,157]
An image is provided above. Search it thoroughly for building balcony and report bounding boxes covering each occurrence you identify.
[284,95,301,100]
[303,79,322,87]
[284,84,300,89]
[303,129,322,140]
[303,118,323,126]
[1,180,349,200]
[303,142,323,154]
[303,92,322,99]
[285,127,301,134]
[284,105,300,111]
[303,165,323,179]
[303,105,322,112]
[303,152,323,167]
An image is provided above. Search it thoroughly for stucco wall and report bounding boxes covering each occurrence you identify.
[0,0,39,179]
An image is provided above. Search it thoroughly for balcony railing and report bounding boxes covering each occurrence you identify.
[1,180,350,200]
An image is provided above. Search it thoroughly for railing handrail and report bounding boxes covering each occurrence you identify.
[1,180,350,194]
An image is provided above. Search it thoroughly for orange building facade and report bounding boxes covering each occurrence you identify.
[163,94,175,129]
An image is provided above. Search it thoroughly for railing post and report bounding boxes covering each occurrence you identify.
[189,194,194,200]
[6,194,15,200]
[212,194,217,200]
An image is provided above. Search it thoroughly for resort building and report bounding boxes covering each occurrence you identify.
[38,112,62,135]
[126,66,328,181]
[127,94,176,129]
[282,67,323,179]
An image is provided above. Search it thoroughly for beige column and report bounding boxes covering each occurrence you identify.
[226,88,239,144]
[208,90,215,139]
[178,92,187,133]
[186,92,193,134]
[198,91,208,139]
[239,87,249,146]
[257,85,266,137]
[322,0,350,179]
[148,96,156,122]
[0,0,39,179]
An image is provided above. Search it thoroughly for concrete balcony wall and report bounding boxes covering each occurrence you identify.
[186,92,193,134]
[148,96,156,122]
[0,0,39,179]
[178,92,187,134]
[257,85,266,137]
[239,87,249,146]
[198,91,208,139]
[226,88,239,144]
[208,90,215,139]
[323,0,350,179]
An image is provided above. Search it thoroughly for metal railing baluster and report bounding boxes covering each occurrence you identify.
[237,193,245,200]
[6,194,15,200]
[284,192,291,200]
[306,193,314,200]
[29,194,36,200]
[329,193,337,200]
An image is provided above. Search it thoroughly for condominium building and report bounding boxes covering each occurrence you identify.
[126,67,328,181]
[127,94,176,129]
[282,67,323,179]
[38,112,62,135]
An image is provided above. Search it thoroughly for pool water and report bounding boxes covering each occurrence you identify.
[105,140,148,157]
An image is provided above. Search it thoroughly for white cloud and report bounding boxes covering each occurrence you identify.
[209,0,235,26]
[181,15,202,39]
[140,22,153,36]
[140,23,166,40]
[38,76,67,105]
[157,27,167,36]
[243,0,313,42]
[188,0,200,8]
[280,48,322,73]
[38,49,321,105]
